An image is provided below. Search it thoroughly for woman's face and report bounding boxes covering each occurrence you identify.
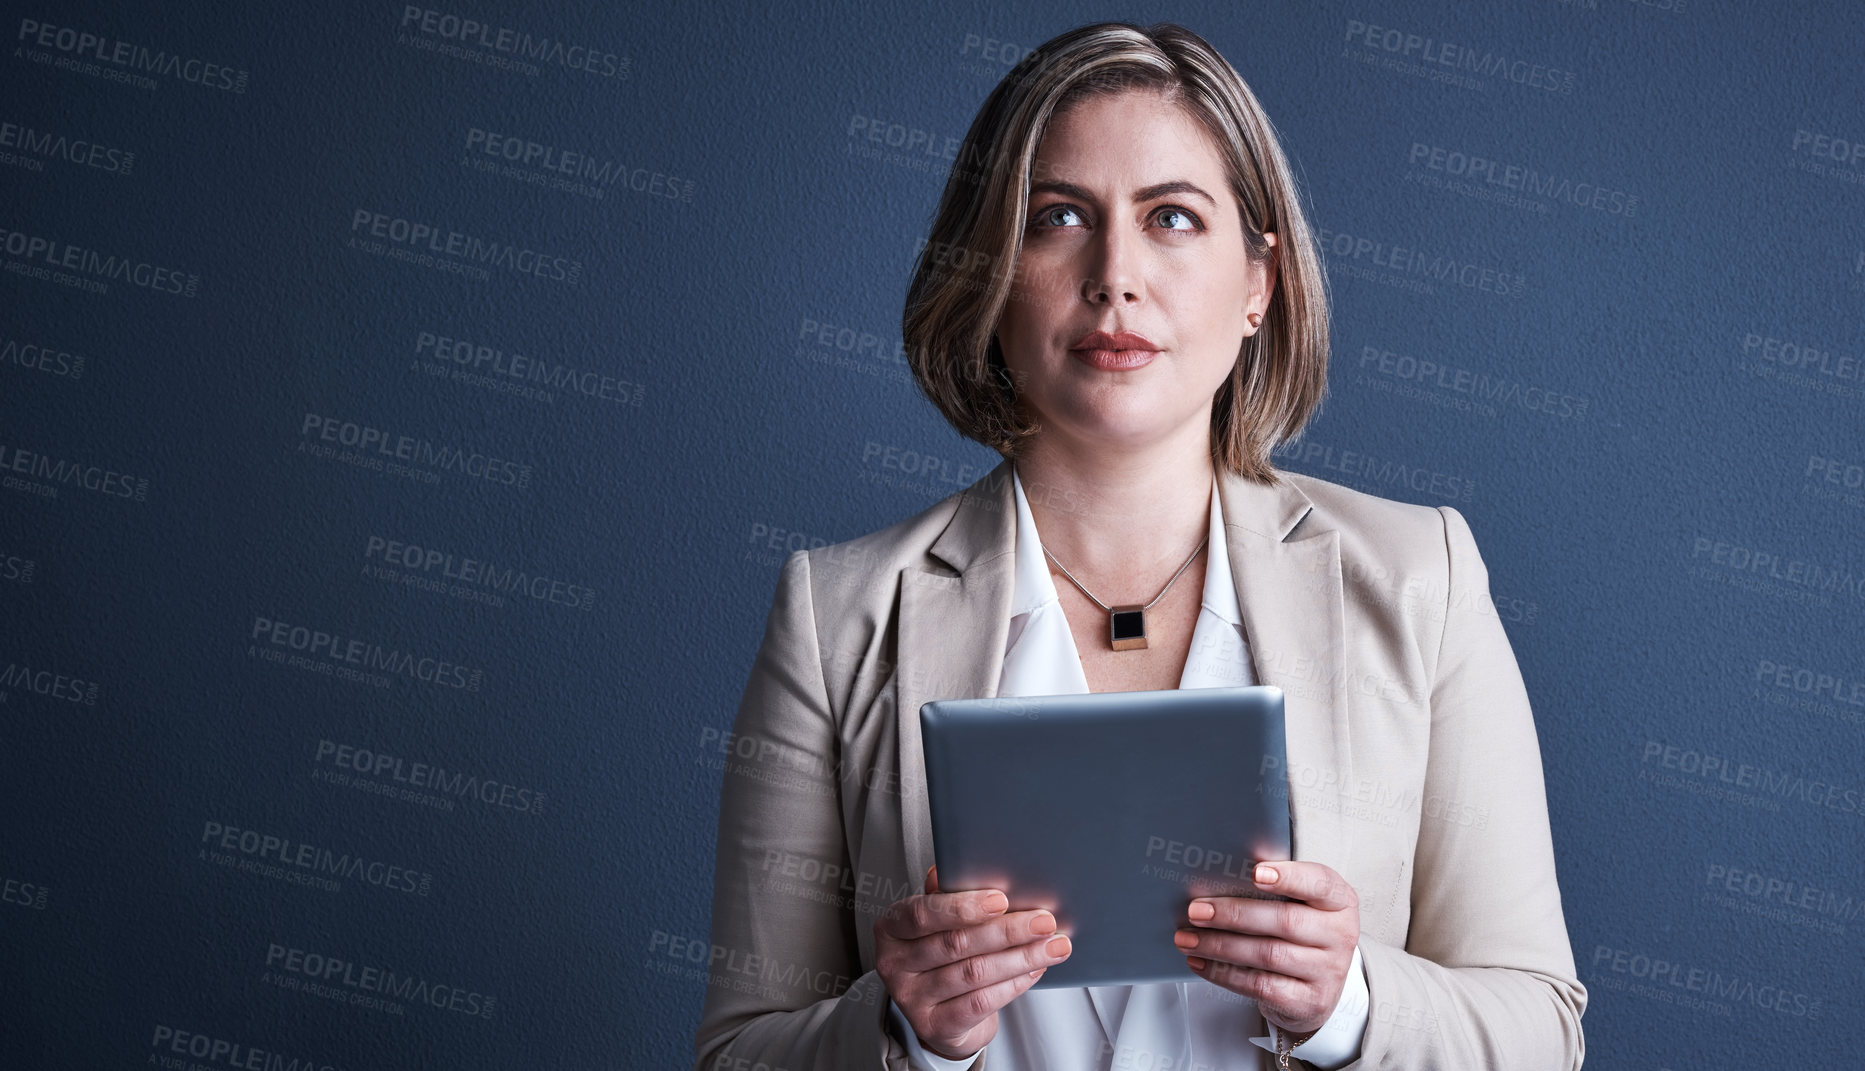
[995,89,1276,456]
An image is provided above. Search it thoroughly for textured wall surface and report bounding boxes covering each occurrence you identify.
[3,1,1861,1067]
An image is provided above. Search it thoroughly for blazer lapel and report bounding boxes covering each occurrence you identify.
[894,459,1019,886]
[1216,468,1354,869]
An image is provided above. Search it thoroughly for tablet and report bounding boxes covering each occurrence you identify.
[919,685,1291,989]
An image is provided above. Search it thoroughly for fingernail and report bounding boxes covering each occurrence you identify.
[1186,956,1207,970]
[1029,968,1046,979]
[1173,931,1198,950]
[984,891,1008,913]
[1046,935,1072,958]
[1254,864,1279,886]
[1030,911,1056,935]
[1187,900,1215,921]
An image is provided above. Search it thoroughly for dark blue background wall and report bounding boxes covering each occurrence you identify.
[3,1,1860,1067]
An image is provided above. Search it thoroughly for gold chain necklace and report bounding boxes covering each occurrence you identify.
[1042,536,1207,652]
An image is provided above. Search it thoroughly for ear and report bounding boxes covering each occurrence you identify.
[1249,231,1280,330]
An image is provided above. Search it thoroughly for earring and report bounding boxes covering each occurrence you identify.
[1247,312,1262,328]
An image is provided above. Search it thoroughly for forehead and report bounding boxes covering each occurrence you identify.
[1031,88,1229,188]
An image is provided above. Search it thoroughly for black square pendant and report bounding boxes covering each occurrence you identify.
[1109,605,1148,651]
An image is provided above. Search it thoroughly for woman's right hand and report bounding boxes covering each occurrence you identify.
[874,864,1073,1061]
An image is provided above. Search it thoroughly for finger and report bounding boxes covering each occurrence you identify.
[878,887,1008,941]
[1186,896,1334,947]
[1249,860,1357,912]
[1173,928,1331,984]
[917,931,1071,1008]
[897,907,1058,973]
[916,964,1047,1053]
[1186,957,1317,1019]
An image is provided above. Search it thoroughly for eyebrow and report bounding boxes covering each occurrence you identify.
[1029,179,1220,209]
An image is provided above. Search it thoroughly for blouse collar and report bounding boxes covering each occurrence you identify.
[1008,464,1241,630]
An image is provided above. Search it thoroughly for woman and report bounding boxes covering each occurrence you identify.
[695,22,1585,1071]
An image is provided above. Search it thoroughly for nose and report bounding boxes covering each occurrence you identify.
[1078,224,1144,306]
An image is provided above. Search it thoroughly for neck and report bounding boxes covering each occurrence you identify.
[1013,426,1215,597]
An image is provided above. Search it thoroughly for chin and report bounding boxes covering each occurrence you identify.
[1046,406,1188,448]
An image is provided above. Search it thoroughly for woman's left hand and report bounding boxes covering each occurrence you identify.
[1173,859,1360,1035]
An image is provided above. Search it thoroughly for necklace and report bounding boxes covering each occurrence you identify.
[1043,536,1208,652]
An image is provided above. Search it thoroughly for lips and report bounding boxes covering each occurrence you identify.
[1069,329,1161,371]
[1069,329,1161,352]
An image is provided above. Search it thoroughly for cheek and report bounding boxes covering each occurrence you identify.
[997,281,1067,349]
[1009,256,1077,311]
[1167,270,1248,340]
[994,293,1036,350]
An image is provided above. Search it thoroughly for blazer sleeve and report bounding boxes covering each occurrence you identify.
[1336,506,1587,1070]
[692,549,910,1071]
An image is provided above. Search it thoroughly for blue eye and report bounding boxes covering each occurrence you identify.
[1155,207,1201,231]
[1032,205,1084,228]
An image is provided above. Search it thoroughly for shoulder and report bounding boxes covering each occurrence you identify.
[1280,469,1467,557]
[1277,469,1492,634]
[810,492,963,576]
[773,482,975,618]
[756,485,981,706]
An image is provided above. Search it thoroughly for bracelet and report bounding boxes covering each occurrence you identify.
[1275,1024,1319,1070]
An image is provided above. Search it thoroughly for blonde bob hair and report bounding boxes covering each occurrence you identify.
[903,21,1330,483]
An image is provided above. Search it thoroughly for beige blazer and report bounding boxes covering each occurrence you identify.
[694,458,1586,1070]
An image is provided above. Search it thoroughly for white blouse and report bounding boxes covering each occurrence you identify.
[889,466,1370,1070]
